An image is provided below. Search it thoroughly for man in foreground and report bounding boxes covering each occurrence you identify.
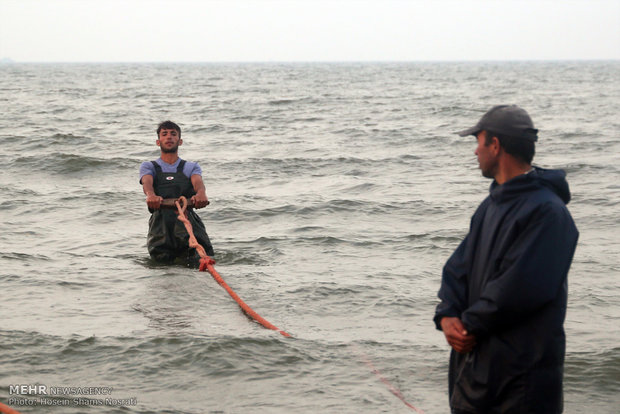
[434,105,578,413]
[139,120,214,264]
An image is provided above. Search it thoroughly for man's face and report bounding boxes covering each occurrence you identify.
[157,128,181,153]
[475,131,498,179]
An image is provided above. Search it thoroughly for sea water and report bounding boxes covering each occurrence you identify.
[0,62,618,413]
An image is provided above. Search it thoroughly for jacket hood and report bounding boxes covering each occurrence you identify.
[489,166,571,204]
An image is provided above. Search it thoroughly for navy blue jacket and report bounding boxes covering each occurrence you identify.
[434,167,578,413]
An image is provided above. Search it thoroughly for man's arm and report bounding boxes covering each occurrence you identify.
[190,174,209,209]
[461,203,578,336]
[435,235,477,353]
[141,174,162,210]
[435,236,470,327]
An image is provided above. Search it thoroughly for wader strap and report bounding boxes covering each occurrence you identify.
[151,160,162,173]
[151,161,162,186]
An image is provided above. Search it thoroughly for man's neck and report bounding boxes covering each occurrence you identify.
[160,152,179,165]
[495,157,532,185]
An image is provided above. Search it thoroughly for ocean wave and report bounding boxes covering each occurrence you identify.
[287,283,365,298]
[0,251,51,261]
[213,154,431,180]
[565,348,620,394]
[267,97,315,106]
[189,124,225,133]
[11,153,136,174]
[0,195,40,210]
[213,246,281,265]
[22,133,95,150]
[215,234,380,250]
[562,162,616,174]
[0,330,298,378]
[208,197,445,227]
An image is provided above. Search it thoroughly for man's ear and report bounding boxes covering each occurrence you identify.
[179,138,183,146]
[156,139,161,147]
[491,136,501,156]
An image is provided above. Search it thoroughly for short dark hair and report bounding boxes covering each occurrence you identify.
[485,130,535,164]
[157,120,181,138]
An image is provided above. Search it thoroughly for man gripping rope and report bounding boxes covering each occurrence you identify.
[139,120,214,265]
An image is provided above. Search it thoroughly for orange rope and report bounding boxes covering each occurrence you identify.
[174,197,424,410]
[175,197,291,337]
[353,344,426,413]
[0,402,23,414]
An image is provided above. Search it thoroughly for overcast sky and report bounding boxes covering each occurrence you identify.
[1,0,618,62]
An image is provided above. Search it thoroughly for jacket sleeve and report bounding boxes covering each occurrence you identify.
[434,234,470,330]
[461,202,578,336]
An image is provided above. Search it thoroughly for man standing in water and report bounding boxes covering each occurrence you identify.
[139,120,214,264]
[434,105,578,413]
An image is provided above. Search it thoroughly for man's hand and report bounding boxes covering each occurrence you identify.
[190,175,209,209]
[440,317,477,354]
[191,190,209,209]
[146,193,163,210]
[141,175,162,210]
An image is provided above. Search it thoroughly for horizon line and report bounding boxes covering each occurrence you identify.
[2,58,619,64]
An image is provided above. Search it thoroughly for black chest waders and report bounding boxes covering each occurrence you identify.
[146,160,214,263]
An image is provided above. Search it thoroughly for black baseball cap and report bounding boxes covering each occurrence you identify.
[457,105,538,142]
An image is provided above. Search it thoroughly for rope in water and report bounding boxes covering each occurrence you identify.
[0,198,422,414]
[0,197,421,414]
[353,344,426,413]
[174,196,422,410]
[175,197,291,337]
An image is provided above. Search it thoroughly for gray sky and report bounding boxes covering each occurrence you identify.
[1,0,619,62]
